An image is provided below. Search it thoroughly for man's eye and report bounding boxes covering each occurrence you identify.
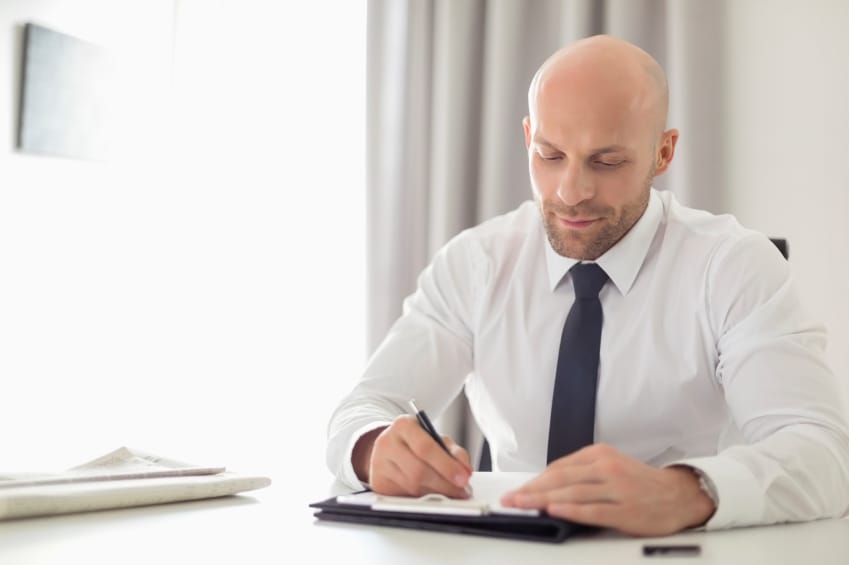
[538,153,562,161]
[595,160,623,169]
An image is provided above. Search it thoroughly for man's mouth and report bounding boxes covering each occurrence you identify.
[557,216,599,229]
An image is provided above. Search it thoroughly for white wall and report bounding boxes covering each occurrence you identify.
[721,0,849,389]
[0,0,178,467]
[0,0,367,495]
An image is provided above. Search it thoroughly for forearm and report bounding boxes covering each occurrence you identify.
[677,423,849,529]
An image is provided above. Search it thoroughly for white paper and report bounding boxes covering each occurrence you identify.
[336,472,539,517]
[0,447,224,489]
[0,447,271,520]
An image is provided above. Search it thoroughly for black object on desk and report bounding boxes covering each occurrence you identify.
[310,493,591,543]
[643,544,701,557]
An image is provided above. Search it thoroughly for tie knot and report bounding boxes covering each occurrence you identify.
[570,263,608,298]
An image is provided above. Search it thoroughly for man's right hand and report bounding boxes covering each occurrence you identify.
[351,415,473,499]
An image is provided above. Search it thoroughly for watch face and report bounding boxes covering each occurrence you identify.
[697,473,719,506]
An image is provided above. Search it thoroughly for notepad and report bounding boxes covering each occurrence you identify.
[310,472,591,543]
[336,472,540,516]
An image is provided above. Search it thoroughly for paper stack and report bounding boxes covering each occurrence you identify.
[0,447,271,520]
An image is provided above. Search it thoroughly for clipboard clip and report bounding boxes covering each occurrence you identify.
[372,493,487,516]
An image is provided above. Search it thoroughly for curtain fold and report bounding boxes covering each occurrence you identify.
[365,0,724,464]
[366,0,434,353]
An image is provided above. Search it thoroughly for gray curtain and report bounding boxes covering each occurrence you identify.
[366,0,724,462]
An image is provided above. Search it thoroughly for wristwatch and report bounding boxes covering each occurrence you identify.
[692,467,719,508]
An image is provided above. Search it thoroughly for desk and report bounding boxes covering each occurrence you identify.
[1,481,847,565]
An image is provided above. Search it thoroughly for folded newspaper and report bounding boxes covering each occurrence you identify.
[0,447,271,520]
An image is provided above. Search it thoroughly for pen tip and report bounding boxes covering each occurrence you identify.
[408,399,418,412]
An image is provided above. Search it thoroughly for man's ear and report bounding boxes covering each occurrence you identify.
[655,128,679,175]
[523,116,531,149]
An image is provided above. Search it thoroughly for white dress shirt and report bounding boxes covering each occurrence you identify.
[326,188,849,529]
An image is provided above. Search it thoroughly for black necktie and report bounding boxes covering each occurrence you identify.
[546,262,609,463]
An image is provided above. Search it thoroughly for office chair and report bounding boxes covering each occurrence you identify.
[476,236,789,471]
[770,238,788,259]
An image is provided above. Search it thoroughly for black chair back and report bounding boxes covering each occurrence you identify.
[770,238,789,259]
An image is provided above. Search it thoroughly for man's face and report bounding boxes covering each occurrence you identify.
[524,87,669,261]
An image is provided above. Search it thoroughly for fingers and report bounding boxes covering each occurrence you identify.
[505,462,601,497]
[500,468,632,532]
[502,443,624,501]
[368,415,471,499]
[500,459,603,508]
[499,444,703,536]
[498,444,628,528]
[497,453,633,532]
[545,501,623,530]
[444,437,472,472]
[507,482,618,508]
[401,420,471,489]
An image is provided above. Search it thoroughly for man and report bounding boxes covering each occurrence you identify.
[326,35,849,536]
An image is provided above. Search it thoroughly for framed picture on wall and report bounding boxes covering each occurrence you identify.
[17,22,117,161]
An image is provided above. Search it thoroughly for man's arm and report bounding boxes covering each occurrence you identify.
[674,233,849,528]
[326,233,484,491]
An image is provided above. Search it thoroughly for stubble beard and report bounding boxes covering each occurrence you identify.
[541,166,655,260]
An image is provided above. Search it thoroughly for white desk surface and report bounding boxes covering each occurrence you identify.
[1,478,848,565]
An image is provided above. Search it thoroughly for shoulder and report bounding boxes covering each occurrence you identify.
[439,200,542,263]
[658,190,785,270]
[657,191,793,334]
[409,201,541,321]
[420,201,544,301]
[455,200,540,243]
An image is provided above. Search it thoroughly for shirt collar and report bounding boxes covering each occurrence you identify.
[544,188,663,295]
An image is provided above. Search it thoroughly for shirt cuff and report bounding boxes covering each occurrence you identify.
[339,421,393,491]
[670,456,766,530]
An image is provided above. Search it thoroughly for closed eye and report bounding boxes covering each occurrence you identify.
[538,152,562,161]
[594,160,625,169]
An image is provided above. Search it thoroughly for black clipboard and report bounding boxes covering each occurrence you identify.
[309,492,592,543]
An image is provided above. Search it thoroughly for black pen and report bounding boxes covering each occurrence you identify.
[408,399,474,496]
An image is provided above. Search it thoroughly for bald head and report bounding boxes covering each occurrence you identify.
[528,35,669,140]
[522,35,679,260]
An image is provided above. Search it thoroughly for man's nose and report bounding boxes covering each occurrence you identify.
[556,164,595,206]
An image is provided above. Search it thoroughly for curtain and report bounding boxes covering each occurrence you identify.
[365,0,724,464]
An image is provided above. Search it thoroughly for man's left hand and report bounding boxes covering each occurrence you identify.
[500,444,716,536]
